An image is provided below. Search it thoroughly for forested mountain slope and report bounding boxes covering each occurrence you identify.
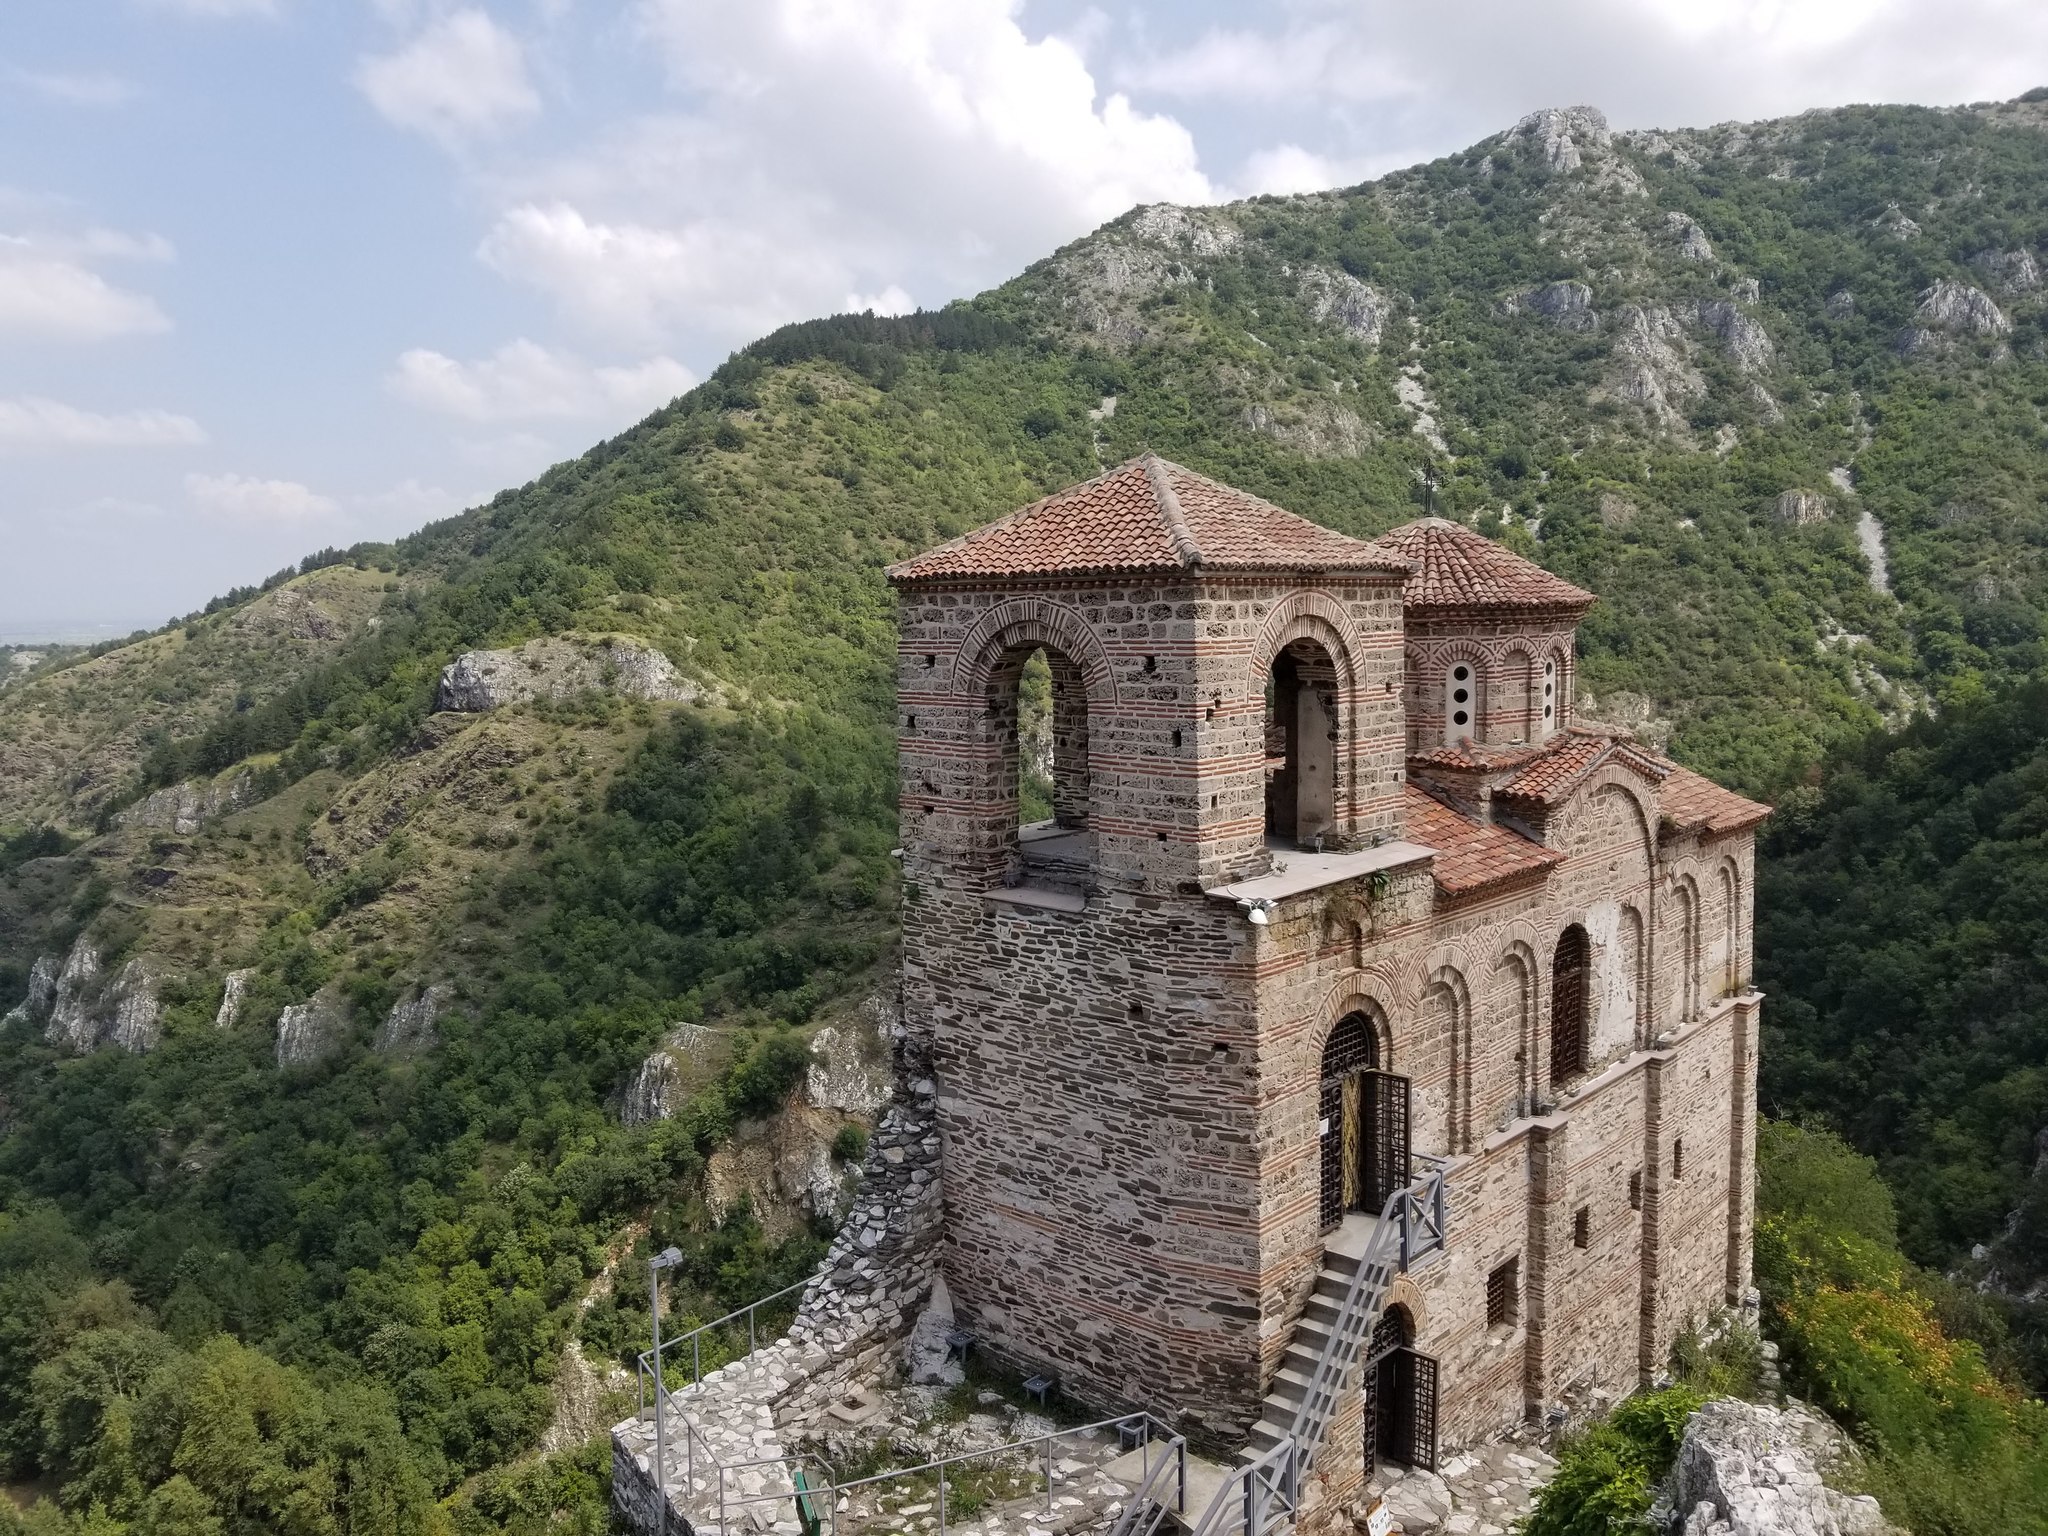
[0,95,2045,1531]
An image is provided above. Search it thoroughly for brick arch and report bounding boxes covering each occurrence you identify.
[1426,962,1475,1154]
[1668,872,1701,1022]
[949,597,1120,707]
[1315,977,1397,1071]
[1378,1273,1428,1339]
[1249,590,1366,691]
[1494,935,1542,1117]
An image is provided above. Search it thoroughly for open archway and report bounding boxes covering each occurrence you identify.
[1266,638,1341,848]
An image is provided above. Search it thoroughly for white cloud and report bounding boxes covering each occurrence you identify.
[1237,145,1374,198]
[0,396,204,450]
[844,285,917,317]
[471,0,1213,348]
[0,239,171,340]
[357,9,540,145]
[1121,0,2048,148]
[7,69,138,107]
[184,472,338,522]
[386,337,693,422]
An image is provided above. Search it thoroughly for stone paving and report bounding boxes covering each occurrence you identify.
[1371,1436,1560,1536]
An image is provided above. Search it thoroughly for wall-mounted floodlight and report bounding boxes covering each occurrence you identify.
[1239,898,1277,926]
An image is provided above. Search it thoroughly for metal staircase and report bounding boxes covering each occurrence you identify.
[1109,1159,1448,1536]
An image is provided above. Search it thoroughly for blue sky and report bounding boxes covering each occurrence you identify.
[3,0,2042,640]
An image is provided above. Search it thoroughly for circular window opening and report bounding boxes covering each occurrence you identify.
[1453,666,1470,681]
[1544,705,1554,718]
[1453,687,1469,704]
[1453,710,1470,726]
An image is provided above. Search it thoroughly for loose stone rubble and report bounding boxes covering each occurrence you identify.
[1373,1435,1560,1536]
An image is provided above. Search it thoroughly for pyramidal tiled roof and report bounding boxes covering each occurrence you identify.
[1368,518,1595,614]
[888,455,1411,583]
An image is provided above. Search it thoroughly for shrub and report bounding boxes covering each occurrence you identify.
[1523,1385,1704,1536]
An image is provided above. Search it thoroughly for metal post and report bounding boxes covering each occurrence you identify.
[1043,1436,1055,1519]
[938,1462,947,1536]
[651,1263,667,1536]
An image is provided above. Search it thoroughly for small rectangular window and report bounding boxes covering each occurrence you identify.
[1573,1206,1590,1249]
[1629,1171,1642,1211]
[1673,1139,1685,1181]
[1486,1258,1519,1329]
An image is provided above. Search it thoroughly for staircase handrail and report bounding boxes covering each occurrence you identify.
[1101,1429,1189,1536]
[1286,1160,1450,1475]
[1187,1436,1299,1536]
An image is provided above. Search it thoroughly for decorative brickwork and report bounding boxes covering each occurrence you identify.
[884,467,1765,1508]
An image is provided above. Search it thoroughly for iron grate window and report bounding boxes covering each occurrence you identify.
[1673,1139,1685,1180]
[1629,1171,1643,1211]
[1486,1258,1519,1329]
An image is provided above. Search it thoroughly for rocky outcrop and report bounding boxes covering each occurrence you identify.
[1128,203,1241,258]
[804,1000,894,1115]
[376,984,448,1055]
[1659,1399,1894,1536]
[276,991,350,1068]
[1871,203,1920,240]
[1296,265,1391,345]
[2,954,59,1027]
[114,772,254,836]
[45,939,102,1052]
[1608,305,1703,426]
[214,968,254,1029]
[1667,212,1716,262]
[619,1022,717,1127]
[1240,397,1375,459]
[1775,490,1834,526]
[1508,105,1611,174]
[8,937,163,1054]
[1824,290,1855,320]
[1972,246,2042,297]
[435,636,708,713]
[1508,280,1599,332]
[1908,278,2011,343]
[1697,300,1773,373]
[104,959,164,1054]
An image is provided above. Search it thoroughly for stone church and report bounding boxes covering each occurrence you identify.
[888,453,1766,1514]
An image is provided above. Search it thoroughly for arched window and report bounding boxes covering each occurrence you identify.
[1267,639,1340,848]
[1550,924,1590,1086]
[995,643,1092,889]
[1537,655,1560,739]
[1442,660,1479,747]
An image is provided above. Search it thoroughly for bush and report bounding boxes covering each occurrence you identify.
[1523,1386,1704,1536]
[831,1124,869,1163]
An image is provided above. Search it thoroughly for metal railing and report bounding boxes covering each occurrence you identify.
[1188,1437,1298,1536]
[1288,1157,1450,1476]
[1102,1420,1191,1536]
[635,1274,814,1401]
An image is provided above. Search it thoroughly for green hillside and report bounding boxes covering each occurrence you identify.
[1,96,2047,1531]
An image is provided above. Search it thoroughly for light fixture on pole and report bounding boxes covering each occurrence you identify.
[649,1246,684,1536]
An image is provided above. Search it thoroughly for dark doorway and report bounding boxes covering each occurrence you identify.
[1550,924,1590,1087]
[1318,1016,1410,1230]
[1363,1307,1438,1478]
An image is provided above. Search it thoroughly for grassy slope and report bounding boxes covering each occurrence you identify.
[0,97,2042,1529]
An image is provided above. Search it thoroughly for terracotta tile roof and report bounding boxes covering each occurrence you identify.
[1659,765,1772,836]
[1405,785,1562,897]
[1367,518,1595,615]
[1406,741,1549,774]
[1495,729,1670,806]
[887,455,1411,583]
